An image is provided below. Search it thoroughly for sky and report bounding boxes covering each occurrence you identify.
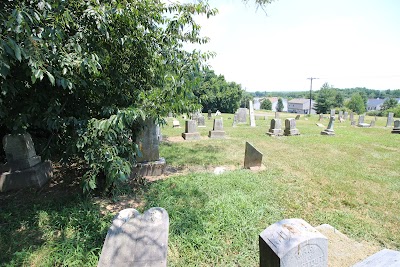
[185,0,400,92]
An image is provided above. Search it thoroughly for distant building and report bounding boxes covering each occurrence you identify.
[254,97,288,111]
[367,98,400,111]
[288,98,316,114]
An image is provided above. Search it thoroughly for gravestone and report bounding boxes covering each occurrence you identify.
[295,114,301,120]
[338,110,343,120]
[182,120,200,140]
[369,120,375,127]
[275,112,280,119]
[191,113,199,122]
[244,142,263,169]
[321,116,335,135]
[330,109,335,117]
[208,110,212,120]
[319,114,323,121]
[267,119,283,136]
[237,108,247,123]
[98,207,169,267]
[350,112,354,122]
[259,218,328,267]
[391,120,400,134]
[0,133,52,192]
[386,112,394,127]
[344,111,348,120]
[168,112,173,118]
[232,113,238,127]
[352,249,400,267]
[197,116,206,127]
[249,100,256,127]
[351,120,356,126]
[133,118,166,177]
[215,110,222,116]
[172,120,180,128]
[358,115,370,127]
[209,118,225,139]
[284,118,300,136]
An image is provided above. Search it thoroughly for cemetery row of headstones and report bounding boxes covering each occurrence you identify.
[97,208,400,267]
[267,118,300,136]
[182,119,225,140]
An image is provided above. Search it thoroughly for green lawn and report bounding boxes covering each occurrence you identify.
[1,112,399,266]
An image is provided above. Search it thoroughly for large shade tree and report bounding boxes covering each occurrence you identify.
[0,0,217,192]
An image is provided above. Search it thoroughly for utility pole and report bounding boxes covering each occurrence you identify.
[307,77,319,115]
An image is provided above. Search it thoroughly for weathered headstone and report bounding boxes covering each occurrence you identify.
[207,110,212,120]
[352,249,400,267]
[244,142,263,169]
[350,112,354,122]
[338,110,343,120]
[391,120,400,134]
[133,118,166,177]
[275,112,280,119]
[351,120,356,126]
[267,119,283,136]
[330,109,335,117]
[259,218,328,267]
[232,113,238,127]
[369,120,375,127]
[98,207,169,267]
[182,120,200,140]
[284,118,300,136]
[358,115,370,127]
[344,111,349,120]
[319,114,323,121]
[249,100,256,127]
[0,133,52,192]
[197,115,206,127]
[321,116,335,135]
[386,112,394,127]
[172,120,180,128]
[209,118,225,139]
[295,114,301,120]
[237,108,247,123]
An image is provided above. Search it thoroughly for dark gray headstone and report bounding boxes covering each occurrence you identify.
[321,116,335,135]
[284,118,300,136]
[136,118,160,163]
[267,119,283,136]
[208,110,212,119]
[237,108,247,123]
[386,112,394,127]
[295,114,300,120]
[330,109,335,117]
[259,218,328,267]
[2,133,41,170]
[352,249,400,267]
[392,120,400,134]
[244,142,263,169]
[98,208,169,267]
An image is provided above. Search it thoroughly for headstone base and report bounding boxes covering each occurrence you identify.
[352,249,400,267]
[267,129,283,136]
[321,130,335,136]
[131,158,166,177]
[0,161,52,192]
[208,130,225,139]
[358,123,370,128]
[391,128,400,134]
[284,129,300,136]
[182,132,200,140]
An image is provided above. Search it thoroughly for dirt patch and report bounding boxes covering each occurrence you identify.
[316,224,381,267]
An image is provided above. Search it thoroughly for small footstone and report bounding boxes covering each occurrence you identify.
[352,249,400,267]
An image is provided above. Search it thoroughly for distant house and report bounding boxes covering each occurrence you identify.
[367,98,400,111]
[255,97,288,111]
[287,98,316,114]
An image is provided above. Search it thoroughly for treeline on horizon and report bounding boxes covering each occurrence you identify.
[251,88,400,100]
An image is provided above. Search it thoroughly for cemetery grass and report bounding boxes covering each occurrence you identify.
[0,113,399,266]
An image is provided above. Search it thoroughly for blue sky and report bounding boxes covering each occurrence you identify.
[188,0,400,92]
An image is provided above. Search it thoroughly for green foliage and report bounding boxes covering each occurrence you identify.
[346,93,366,114]
[334,91,344,108]
[276,98,284,112]
[260,99,272,110]
[240,92,253,108]
[0,0,217,192]
[381,98,399,111]
[314,83,336,114]
[192,69,243,113]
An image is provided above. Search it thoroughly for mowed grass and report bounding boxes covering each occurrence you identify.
[1,112,399,266]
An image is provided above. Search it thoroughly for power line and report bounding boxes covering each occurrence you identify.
[307,77,319,115]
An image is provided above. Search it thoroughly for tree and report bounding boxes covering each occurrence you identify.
[314,83,336,114]
[260,99,272,110]
[381,98,399,110]
[346,93,366,114]
[240,92,253,108]
[334,92,344,108]
[0,0,217,192]
[276,98,284,112]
